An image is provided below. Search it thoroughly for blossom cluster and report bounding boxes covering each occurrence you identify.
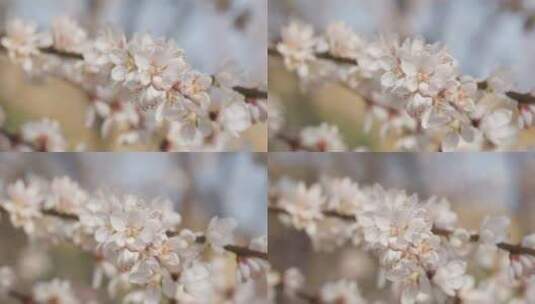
[0,176,268,303]
[272,21,535,151]
[270,176,535,303]
[0,16,267,151]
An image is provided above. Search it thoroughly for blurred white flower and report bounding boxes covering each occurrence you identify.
[277,182,325,234]
[237,236,269,281]
[17,246,52,281]
[46,176,88,214]
[277,21,320,77]
[220,101,252,136]
[324,21,364,59]
[51,16,87,53]
[320,279,367,304]
[479,216,510,246]
[423,197,458,230]
[206,217,237,251]
[3,180,43,234]
[33,279,79,304]
[283,267,305,298]
[0,267,15,297]
[21,118,67,152]
[267,97,284,136]
[299,123,347,151]
[433,260,469,297]
[1,19,51,72]
[509,234,535,280]
[84,27,127,72]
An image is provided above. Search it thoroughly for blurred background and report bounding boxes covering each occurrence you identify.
[0,152,267,303]
[268,0,535,150]
[269,153,535,301]
[0,0,267,151]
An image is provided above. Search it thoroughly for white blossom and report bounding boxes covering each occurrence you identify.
[277,21,320,77]
[2,180,43,234]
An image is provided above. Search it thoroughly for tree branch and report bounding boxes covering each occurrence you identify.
[268,46,357,65]
[268,205,535,257]
[37,207,268,260]
[0,37,267,101]
[270,44,535,106]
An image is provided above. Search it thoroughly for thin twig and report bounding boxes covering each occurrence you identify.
[39,46,84,60]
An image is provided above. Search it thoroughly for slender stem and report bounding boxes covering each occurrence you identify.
[268,205,535,257]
